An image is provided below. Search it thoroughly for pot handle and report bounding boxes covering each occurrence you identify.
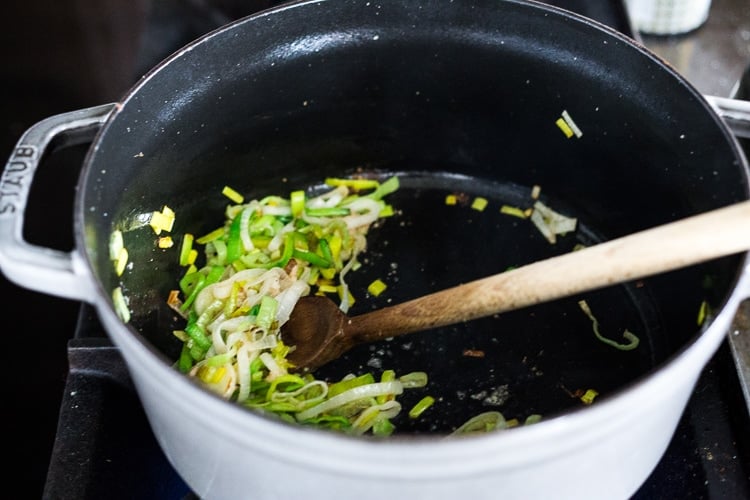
[0,103,116,303]
[704,95,750,139]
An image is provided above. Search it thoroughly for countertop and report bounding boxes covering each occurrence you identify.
[634,0,750,98]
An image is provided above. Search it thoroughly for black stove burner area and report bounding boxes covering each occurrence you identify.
[2,1,748,499]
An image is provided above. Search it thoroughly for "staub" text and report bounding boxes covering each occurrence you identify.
[0,145,36,216]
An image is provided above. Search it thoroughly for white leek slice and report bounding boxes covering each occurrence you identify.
[530,200,577,244]
[295,381,404,421]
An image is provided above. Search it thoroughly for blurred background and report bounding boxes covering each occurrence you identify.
[1,0,748,497]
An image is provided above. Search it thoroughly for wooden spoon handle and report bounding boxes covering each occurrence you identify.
[348,200,750,342]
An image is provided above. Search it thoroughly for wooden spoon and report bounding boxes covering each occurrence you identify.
[281,200,750,372]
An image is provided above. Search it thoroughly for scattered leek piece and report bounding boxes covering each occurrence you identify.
[222,185,244,204]
[500,205,527,219]
[555,110,583,139]
[338,285,356,309]
[196,227,224,245]
[179,234,194,266]
[452,411,507,435]
[452,410,542,435]
[177,344,193,373]
[109,229,124,261]
[114,248,128,277]
[697,300,710,326]
[556,117,574,138]
[364,175,399,201]
[112,286,131,323]
[373,418,396,436]
[471,196,488,211]
[409,395,435,419]
[317,284,338,294]
[578,299,640,351]
[562,109,583,138]
[294,381,404,421]
[305,207,349,217]
[525,414,542,425]
[318,238,334,264]
[224,215,243,264]
[445,194,457,205]
[399,371,428,388]
[149,205,175,235]
[376,370,398,404]
[184,322,212,353]
[367,278,387,297]
[158,236,174,249]
[328,373,376,398]
[531,184,541,199]
[290,190,305,217]
[378,204,395,217]
[580,388,599,405]
[325,177,380,191]
[292,249,330,268]
[529,200,577,244]
[109,229,129,277]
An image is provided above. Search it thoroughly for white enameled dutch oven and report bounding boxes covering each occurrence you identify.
[2,1,749,498]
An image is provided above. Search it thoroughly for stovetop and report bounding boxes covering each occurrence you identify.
[2,1,748,499]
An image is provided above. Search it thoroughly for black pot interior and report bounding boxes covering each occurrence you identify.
[80,0,749,433]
